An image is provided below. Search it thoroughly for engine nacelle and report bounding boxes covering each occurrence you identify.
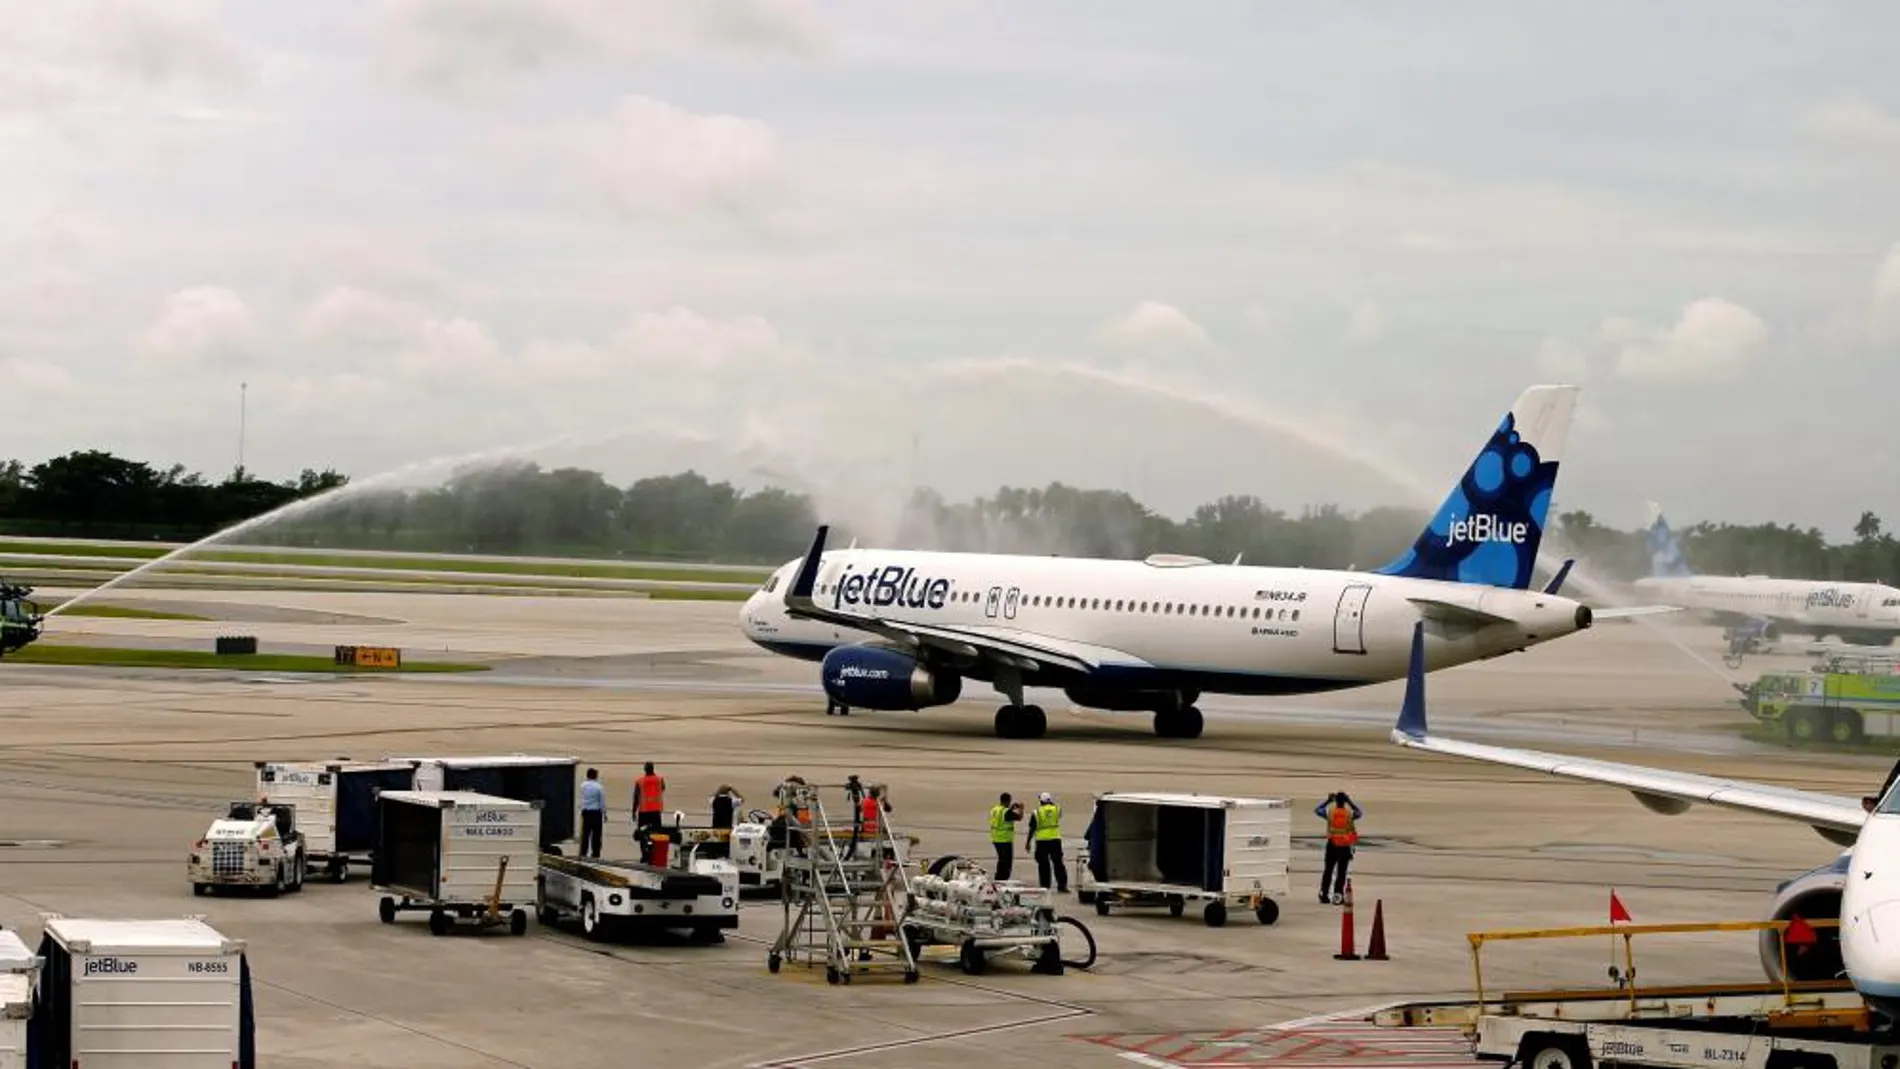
[1759,851,1848,983]
[821,644,962,711]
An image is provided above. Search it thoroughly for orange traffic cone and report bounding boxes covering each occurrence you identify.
[1366,899,1388,960]
[1334,879,1360,960]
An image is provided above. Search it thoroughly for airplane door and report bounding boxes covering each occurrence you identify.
[1003,587,1020,620]
[1333,585,1372,655]
[985,586,1002,619]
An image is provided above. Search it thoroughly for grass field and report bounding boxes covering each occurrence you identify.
[7,644,487,673]
[0,539,770,584]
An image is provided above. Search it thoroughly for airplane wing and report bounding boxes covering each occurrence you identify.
[780,526,1147,677]
[1388,621,1867,846]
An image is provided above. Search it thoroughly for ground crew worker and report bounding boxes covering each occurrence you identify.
[579,768,605,858]
[989,793,1023,881]
[1025,791,1068,892]
[633,762,666,861]
[1316,790,1362,904]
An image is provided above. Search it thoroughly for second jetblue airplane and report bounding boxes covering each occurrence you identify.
[740,384,1665,740]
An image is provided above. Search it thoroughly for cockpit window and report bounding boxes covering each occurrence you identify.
[763,574,780,594]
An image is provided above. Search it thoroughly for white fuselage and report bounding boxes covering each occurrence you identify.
[1633,575,1900,637]
[741,548,1590,698]
[1842,814,1900,1012]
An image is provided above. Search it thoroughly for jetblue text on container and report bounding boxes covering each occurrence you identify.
[83,957,138,976]
[832,565,951,611]
[1447,514,1529,545]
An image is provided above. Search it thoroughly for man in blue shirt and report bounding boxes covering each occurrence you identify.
[579,768,606,858]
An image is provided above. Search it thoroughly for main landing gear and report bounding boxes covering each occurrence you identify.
[1153,706,1204,739]
[995,705,1047,739]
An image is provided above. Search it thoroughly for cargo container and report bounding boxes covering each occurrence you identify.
[254,760,415,881]
[371,790,540,936]
[386,755,578,850]
[0,929,35,1069]
[27,915,254,1068]
[1073,791,1291,926]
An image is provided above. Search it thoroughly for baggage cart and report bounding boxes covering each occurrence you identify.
[387,754,579,851]
[27,914,255,1068]
[900,857,1070,975]
[0,930,35,1069]
[370,790,540,936]
[254,759,414,881]
[1074,791,1290,927]
[536,854,738,942]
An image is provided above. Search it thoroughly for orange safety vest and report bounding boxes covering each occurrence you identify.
[859,797,880,835]
[637,774,665,813]
[1326,805,1358,847]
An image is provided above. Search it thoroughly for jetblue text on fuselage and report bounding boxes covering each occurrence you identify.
[832,563,952,611]
[1807,588,1856,610]
[1446,513,1530,545]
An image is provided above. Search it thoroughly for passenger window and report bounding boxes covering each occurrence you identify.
[1292,610,1300,622]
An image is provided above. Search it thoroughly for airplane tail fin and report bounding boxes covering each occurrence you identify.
[1374,384,1579,590]
[1644,501,1693,578]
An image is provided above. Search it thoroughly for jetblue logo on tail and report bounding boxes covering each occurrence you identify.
[1374,403,1563,591]
[1447,514,1530,545]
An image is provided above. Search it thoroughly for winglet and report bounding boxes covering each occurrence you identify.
[1395,621,1428,740]
[1543,558,1575,596]
[786,524,830,608]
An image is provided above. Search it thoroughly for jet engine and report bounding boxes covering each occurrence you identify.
[1759,851,1848,983]
[821,644,962,711]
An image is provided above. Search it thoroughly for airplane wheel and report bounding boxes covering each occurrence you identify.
[1177,707,1204,739]
[994,706,1019,739]
[1021,705,1046,739]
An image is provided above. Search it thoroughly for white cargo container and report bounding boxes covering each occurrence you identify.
[385,754,578,851]
[1072,791,1291,927]
[371,790,540,936]
[254,759,414,881]
[0,929,34,1069]
[30,915,253,1068]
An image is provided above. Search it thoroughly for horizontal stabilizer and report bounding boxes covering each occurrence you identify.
[1407,597,1511,627]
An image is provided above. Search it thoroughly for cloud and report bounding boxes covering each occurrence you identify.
[0,357,82,400]
[1871,244,1900,347]
[1100,300,1211,348]
[392,317,507,381]
[372,0,828,88]
[1611,297,1769,380]
[612,307,787,370]
[1344,300,1386,345]
[1800,94,1900,151]
[137,286,256,365]
[1535,338,1590,380]
[0,1,256,115]
[541,95,796,231]
[300,286,429,344]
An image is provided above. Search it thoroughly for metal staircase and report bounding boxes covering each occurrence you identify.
[765,780,919,985]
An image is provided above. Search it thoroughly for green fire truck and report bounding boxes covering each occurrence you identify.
[0,578,42,658]
[1739,654,1900,744]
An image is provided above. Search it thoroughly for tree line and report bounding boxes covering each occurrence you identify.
[0,449,1895,583]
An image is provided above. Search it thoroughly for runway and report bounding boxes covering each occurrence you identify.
[0,588,1884,1068]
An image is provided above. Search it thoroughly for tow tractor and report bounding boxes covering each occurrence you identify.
[900,855,1096,976]
[0,578,42,657]
[188,801,307,896]
[1372,917,1900,1068]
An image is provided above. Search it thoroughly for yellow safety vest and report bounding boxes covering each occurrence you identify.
[1034,803,1061,840]
[989,805,1013,843]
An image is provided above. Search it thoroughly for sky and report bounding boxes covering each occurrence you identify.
[5,0,1900,540]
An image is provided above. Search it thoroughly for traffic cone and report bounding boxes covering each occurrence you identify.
[1366,899,1388,960]
[1334,879,1360,960]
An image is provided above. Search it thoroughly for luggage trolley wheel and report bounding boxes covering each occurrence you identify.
[1203,901,1228,928]
[510,908,528,936]
[826,965,842,985]
[428,908,450,936]
[958,939,987,975]
[378,896,396,924]
[1167,895,1185,917]
[1255,898,1280,926]
[767,952,782,974]
[328,858,348,884]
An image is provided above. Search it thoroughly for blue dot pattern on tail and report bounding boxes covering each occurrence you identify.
[1375,412,1559,590]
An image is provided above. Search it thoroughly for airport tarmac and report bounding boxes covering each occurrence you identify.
[1,590,1890,1068]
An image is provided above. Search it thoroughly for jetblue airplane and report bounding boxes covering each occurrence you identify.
[739,384,1669,740]
[1389,621,1897,1017]
[1634,503,1900,646]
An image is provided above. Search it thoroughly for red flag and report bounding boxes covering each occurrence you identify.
[1610,890,1631,924]
[1785,914,1817,947]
